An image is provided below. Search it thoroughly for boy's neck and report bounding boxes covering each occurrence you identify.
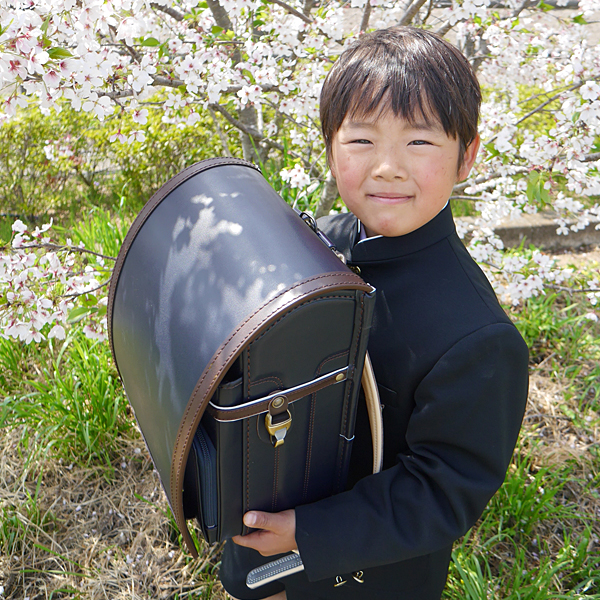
[356,200,450,243]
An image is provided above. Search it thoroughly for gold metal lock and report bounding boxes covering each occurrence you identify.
[265,409,292,447]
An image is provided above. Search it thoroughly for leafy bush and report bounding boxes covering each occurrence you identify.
[0,101,228,219]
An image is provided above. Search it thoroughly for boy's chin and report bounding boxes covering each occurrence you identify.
[364,220,420,238]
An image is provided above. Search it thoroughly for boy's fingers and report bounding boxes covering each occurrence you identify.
[243,510,291,532]
[244,511,270,530]
[232,510,297,556]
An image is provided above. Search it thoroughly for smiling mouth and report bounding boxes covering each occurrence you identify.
[367,193,413,204]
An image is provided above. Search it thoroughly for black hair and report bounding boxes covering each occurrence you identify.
[320,26,481,168]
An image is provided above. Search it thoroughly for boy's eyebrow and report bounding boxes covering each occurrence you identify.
[343,118,445,133]
[343,120,378,130]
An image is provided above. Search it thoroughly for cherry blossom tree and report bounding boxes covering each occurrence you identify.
[1,0,600,343]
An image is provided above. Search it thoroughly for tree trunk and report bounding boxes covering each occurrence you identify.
[239,105,269,164]
[315,171,339,218]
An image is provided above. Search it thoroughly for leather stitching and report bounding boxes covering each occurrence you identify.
[335,294,364,491]
[246,417,250,528]
[170,274,371,554]
[303,349,350,502]
[107,157,258,375]
[246,347,251,527]
[249,376,284,391]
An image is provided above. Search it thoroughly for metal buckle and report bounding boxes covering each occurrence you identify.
[352,571,364,583]
[334,575,347,587]
[265,408,292,447]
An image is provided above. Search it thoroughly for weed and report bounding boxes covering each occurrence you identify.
[58,206,131,261]
[3,330,132,467]
[0,473,57,555]
[512,293,599,366]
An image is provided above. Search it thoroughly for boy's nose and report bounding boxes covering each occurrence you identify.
[371,155,408,180]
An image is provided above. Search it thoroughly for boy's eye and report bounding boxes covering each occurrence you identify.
[409,140,431,146]
[350,139,371,144]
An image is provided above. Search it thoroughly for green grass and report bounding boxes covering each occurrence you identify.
[1,208,599,598]
[1,331,132,468]
[512,292,599,367]
[60,206,132,260]
[0,473,58,555]
[445,453,600,599]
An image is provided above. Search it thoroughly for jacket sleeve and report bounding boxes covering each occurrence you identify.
[294,322,529,581]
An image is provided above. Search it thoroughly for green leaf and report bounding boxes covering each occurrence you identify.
[573,14,587,24]
[483,142,499,159]
[47,47,73,60]
[526,171,540,204]
[66,306,93,324]
[212,25,224,35]
[537,0,553,10]
[40,13,51,34]
[141,37,160,47]
[253,19,265,28]
[158,41,169,58]
[560,405,576,420]
[79,294,98,308]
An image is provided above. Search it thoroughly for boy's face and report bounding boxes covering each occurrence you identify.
[329,110,480,238]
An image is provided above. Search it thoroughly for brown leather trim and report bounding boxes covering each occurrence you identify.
[107,158,260,375]
[206,365,350,422]
[170,271,373,556]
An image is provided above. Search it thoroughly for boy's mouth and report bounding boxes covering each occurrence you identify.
[367,193,413,204]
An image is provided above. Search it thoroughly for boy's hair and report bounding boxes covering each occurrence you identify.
[320,27,481,168]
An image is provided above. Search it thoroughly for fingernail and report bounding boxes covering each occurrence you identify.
[244,513,256,527]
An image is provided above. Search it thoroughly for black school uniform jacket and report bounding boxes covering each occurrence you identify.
[220,205,529,600]
[286,204,529,599]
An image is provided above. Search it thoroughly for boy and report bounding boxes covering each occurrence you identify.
[220,26,529,600]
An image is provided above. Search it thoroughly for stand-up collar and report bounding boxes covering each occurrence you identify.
[350,203,457,265]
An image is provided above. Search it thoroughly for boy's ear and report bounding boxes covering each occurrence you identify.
[457,134,480,182]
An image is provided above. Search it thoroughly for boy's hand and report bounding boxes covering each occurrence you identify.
[232,509,297,556]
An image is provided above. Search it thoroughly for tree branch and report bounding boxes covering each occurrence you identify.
[12,243,117,261]
[208,107,233,157]
[60,280,112,299]
[583,152,600,163]
[420,0,434,26]
[399,0,429,25]
[206,0,235,31]
[486,80,589,146]
[267,0,313,24]
[435,20,454,37]
[453,167,529,192]
[360,1,372,32]
[510,0,536,18]
[150,2,185,21]
[545,284,600,295]
[109,25,143,64]
[210,103,262,140]
[514,81,584,127]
